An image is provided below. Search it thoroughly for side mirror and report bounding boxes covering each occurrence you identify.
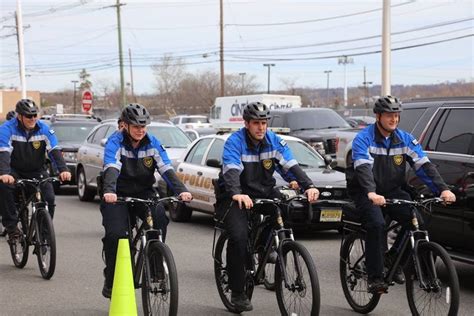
[184,130,199,141]
[100,138,108,147]
[206,158,222,168]
[324,154,337,169]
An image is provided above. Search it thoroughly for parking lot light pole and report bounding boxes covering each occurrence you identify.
[71,80,78,114]
[263,63,275,94]
[324,70,332,106]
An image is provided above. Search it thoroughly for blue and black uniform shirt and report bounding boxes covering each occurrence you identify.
[221,128,314,199]
[0,118,67,175]
[348,124,448,196]
[102,130,187,197]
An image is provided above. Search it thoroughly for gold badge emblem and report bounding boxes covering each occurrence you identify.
[32,141,41,149]
[393,154,403,166]
[263,159,273,170]
[143,157,153,168]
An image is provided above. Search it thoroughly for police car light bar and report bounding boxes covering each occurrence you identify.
[216,126,290,135]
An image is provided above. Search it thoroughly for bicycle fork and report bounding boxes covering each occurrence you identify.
[410,231,439,291]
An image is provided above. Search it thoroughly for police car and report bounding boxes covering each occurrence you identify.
[159,129,348,231]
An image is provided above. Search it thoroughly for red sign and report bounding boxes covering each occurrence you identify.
[82,90,93,112]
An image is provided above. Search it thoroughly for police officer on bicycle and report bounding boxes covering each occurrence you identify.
[347,95,456,294]
[100,103,192,298]
[215,102,320,312]
[0,99,71,240]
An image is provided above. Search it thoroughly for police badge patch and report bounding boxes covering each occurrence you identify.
[32,141,41,149]
[393,154,403,166]
[143,157,153,168]
[263,159,273,170]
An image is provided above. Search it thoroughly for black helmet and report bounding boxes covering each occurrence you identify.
[120,103,151,126]
[373,95,402,114]
[6,110,16,120]
[15,99,38,116]
[243,102,271,121]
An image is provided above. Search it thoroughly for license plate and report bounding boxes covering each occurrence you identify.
[320,209,342,222]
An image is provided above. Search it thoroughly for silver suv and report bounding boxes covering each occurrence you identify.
[75,120,192,201]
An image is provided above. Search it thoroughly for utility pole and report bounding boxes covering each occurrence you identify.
[71,80,79,114]
[113,0,126,107]
[324,70,332,106]
[382,0,391,95]
[15,0,27,99]
[239,72,246,94]
[263,64,275,94]
[128,48,136,102]
[219,0,224,97]
[338,55,354,107]
[362,66,373,111]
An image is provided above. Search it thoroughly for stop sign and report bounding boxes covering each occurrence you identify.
[82,90,93,112]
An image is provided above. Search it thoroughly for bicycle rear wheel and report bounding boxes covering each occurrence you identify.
[406,241,459,316]
[213,232,254,313]
[275,240,320,316]
[339,232,380,314]
[9,206,29,268]
[35,208,56,279]
[142,241,179,316]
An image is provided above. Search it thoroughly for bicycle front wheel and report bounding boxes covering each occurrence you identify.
[339,232,380,314]
[35,208,56,279]
[406,241,460,316]
[275,240,320,316]
[142,241,179,316]
[9,206,29,268]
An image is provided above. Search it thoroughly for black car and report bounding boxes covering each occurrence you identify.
[44,114,101,188]
[399,97,474,264]
[268,108,352,157]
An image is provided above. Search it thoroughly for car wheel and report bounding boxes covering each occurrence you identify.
[77,167,96,201]
[169,202,192,222]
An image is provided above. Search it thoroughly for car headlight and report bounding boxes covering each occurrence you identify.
[309,141,325,154]
[62,152,77,162]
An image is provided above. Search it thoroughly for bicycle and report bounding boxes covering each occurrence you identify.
[213,192,321,315]
[116,195,181,316]
[8,177,58,280]
[339,197,460,315]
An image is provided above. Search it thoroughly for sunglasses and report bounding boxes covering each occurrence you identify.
[24,114,38,119]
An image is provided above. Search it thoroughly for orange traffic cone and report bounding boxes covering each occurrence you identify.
[109,239,137,316]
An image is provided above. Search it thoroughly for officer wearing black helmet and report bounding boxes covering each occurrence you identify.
[347,95,456,294]
[0,99,71,240]
[215,102,319,312]
[100,103,192,298]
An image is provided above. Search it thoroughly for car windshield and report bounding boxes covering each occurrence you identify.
[52,123,97,142]
[286,111,350,131]
[182,117,209,124]
[148,125,191,148]
[286,140,326,169]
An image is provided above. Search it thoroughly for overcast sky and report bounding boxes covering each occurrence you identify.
[0,0,473,95]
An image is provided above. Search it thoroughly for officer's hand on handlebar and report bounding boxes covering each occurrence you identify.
[179,191,193,202]
[440,190,456,205]
[104,193,117,203]
[0,174,15,184]
[59,171,72,182]
[305,187,319,203]
[368,192,386,206]
[289,181,300,190]
[232,194,253,210]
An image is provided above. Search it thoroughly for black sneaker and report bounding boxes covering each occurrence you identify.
[6,226,21,242]
[0,228,7,237]
[367,278,388,294]
[231,291,253,312]
[384,251,405,284]
[102,280,112,299]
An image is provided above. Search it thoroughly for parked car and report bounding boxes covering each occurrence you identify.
[44,114,101,189]
[400,97,474,264]
[268,108,352,157]
[170,115,212,130]
[345,115,375,128]
[75,120,192,201]
[158,131,349,231]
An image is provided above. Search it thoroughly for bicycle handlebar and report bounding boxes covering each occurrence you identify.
[16,177,59,187]
[116,196,181,205]
[385,197,443,206]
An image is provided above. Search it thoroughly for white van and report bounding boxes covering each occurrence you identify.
[210,94,301,128]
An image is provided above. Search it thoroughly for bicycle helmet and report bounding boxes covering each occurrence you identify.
[15,99,38,116]
[373,95,402,114]
[120,103,151,126]
[242,102,271,121]
[6,110,16,120]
